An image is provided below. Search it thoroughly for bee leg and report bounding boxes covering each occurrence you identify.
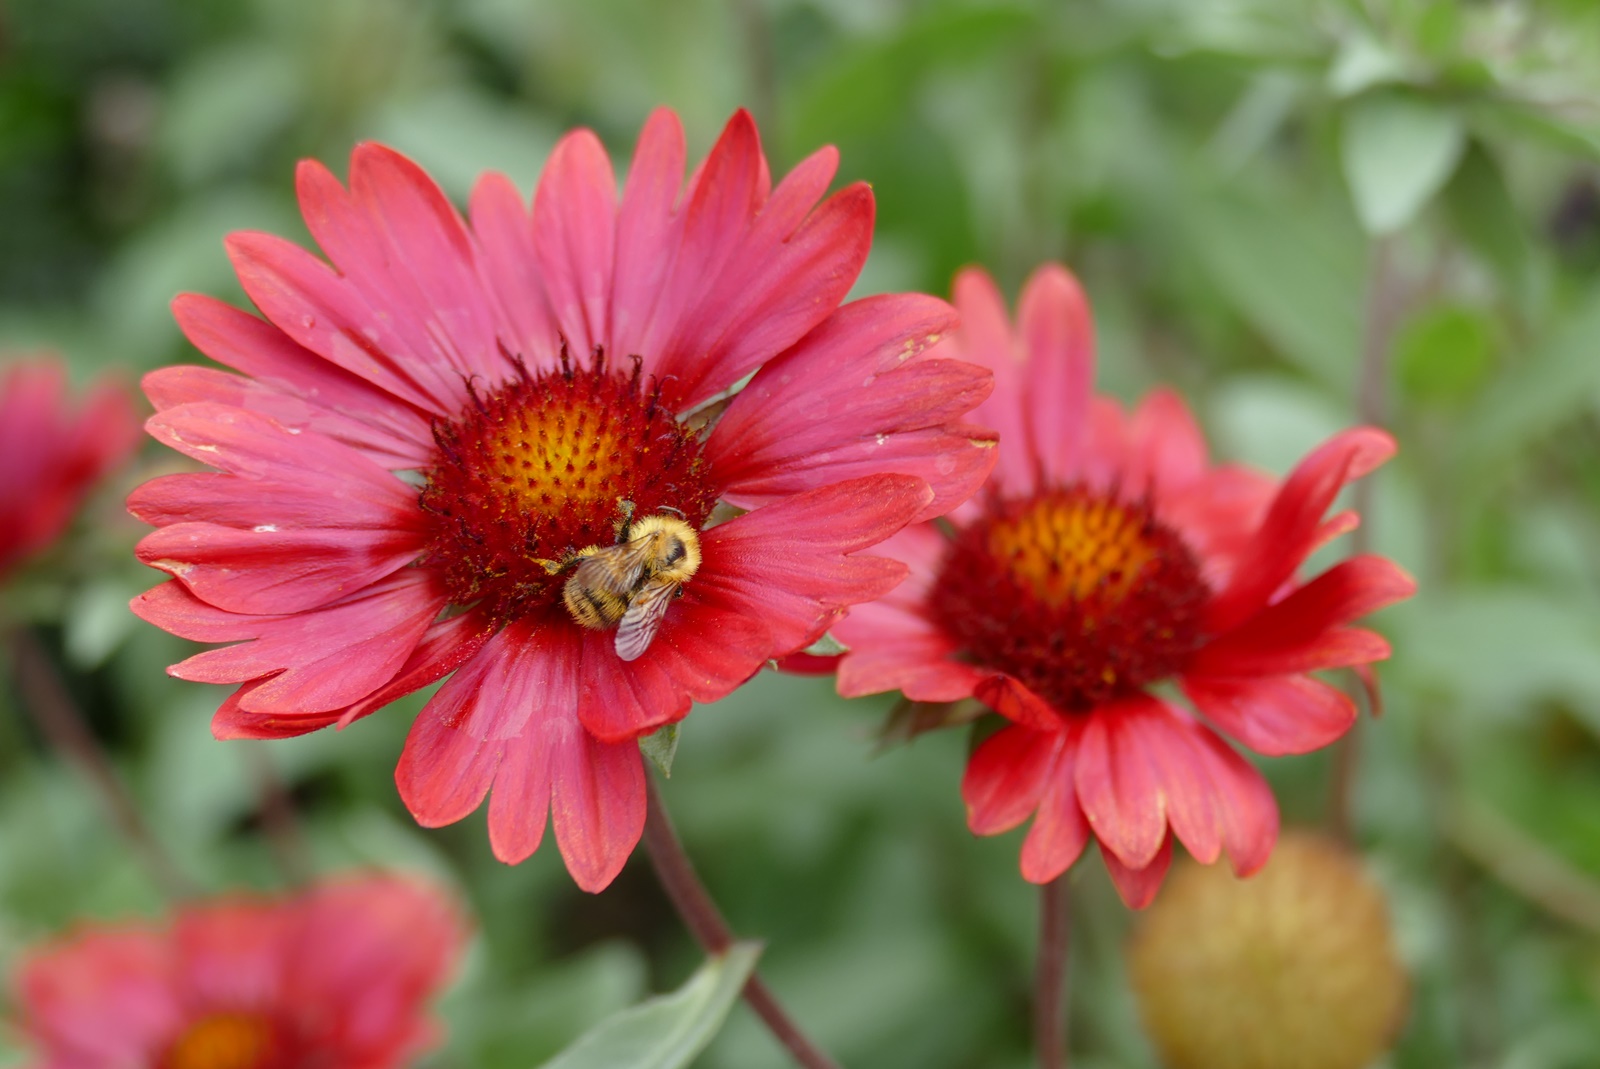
[613,498,637,541]
[533,548,582,575]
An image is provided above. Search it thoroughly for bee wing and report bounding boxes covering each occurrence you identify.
[572,540,655,597]
[614,578,680,661]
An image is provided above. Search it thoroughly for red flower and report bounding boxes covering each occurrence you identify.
[833,264,1415,908]
[129,109,996,892]
[0,359,139,580]
[14,874,464,1069]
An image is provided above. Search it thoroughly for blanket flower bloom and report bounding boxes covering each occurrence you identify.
[833,264,1415,908]
[128,108,996,892]
[0,358,139,581]
[14,874,464,1069]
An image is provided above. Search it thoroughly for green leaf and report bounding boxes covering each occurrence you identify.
[1394,303,1495,406]
[1443,142,1534,304]
[1341,91,1466,234]
[800,631,849,657]
[639,724,680,779]
[1184,188,1364,387]
[1327,31,1409,98]
[1454,286,1600,475]
[536,943,761,1069]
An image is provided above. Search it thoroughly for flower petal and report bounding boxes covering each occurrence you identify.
[709,293,995,522]
[1191,556,1415,677]
[548,719,647,893]
[943,267,1034,497]
[1016,264,1095,485]
[963,724,1064,836]
[17,926,180,1062]
[1100,836,1173,910]
[1019,730,1092,883]
[1183,674,1359,757]
[1075,699,1167,869]
[394,623,549,827]
[693,473,932,658]
[974,674,1068,733]
[532,128,618,358]
[1206,428,1396,634]
[610,107,688,359]
[1124,387,1208,497]
[1188,724,1279,875]
[469,171,560,368]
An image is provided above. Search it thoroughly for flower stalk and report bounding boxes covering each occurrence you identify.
[6,626,197,900]
[641,774,843,1069]
[1035,875,1072,1068]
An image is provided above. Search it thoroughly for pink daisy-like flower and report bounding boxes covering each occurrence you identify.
[14,874,464,1069]
[833,263,1415,908]
[129,108,996,892]
[0,358,139,581]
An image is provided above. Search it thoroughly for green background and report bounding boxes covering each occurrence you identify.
[5,0,1600,1065]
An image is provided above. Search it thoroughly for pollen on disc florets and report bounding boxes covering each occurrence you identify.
[159,1012,278,1069]
[418,346,718,621]
[930,486,1209,713]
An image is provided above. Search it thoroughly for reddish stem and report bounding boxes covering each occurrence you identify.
[1034,875,1071,1068]
[7,626,197,900]
[641,774,843,1069]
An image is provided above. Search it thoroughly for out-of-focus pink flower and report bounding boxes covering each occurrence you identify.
[834,264,1415,908]
[15,874,465,1069]
[128,107,996,891]
[0,359,140,580]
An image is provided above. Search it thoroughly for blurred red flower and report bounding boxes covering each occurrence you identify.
[15,874,464,1069]
[0,359,139,580]
[834,264,1415,908]
[129,108,996,891]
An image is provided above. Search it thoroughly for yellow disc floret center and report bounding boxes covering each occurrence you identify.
[985,492,1159,609]
[161,1013,275,1069]
[419,348,718,621]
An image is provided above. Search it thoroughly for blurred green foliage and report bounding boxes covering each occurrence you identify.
[6,0,1600,1066]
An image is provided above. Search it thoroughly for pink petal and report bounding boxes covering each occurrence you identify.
[973,674,1068,733]
[332,610,497,729]
[532,128,618,358]
[1192,555,1415,677]
[170,293,433,462]
[1100,837,1173,910]
[692,474,932,659]
[1016,263,1095,485]
[394,623,549,827]
[469,172,560,369]
[1131,701,1223,865]
[226,229,463,416]
[136,522,422,617]
[173,900,289,1009]
[343,144,507,381]
[610,108,688,359]
[212,682,341,740]
[1188,723,1279,875]
[1074,699,1167,870]
[547,718,647,893]
[942,267,1033,497]
[1183,673,1358,756]
[836,616,986,703]
[1123,387,1208,498]
[708,293,995,522]
[1157,462,1277,594]
[283,875,464,1054]
[577,586,771,741]
[1205,427,1396,634]
[17,927,181,1063]
[1020,747,1093,884]
[633,110,767,383]
[963,724,1064,836]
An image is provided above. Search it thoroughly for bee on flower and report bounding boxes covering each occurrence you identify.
[832,263,1416,908]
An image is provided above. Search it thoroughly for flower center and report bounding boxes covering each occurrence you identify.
[930,486,1209,713]
[419,349,717,620]
[160,1013,276,1069]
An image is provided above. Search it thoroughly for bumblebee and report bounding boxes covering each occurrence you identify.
[560,506,702,661]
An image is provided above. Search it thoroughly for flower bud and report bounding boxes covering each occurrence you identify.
[1129,831,1407,1069]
